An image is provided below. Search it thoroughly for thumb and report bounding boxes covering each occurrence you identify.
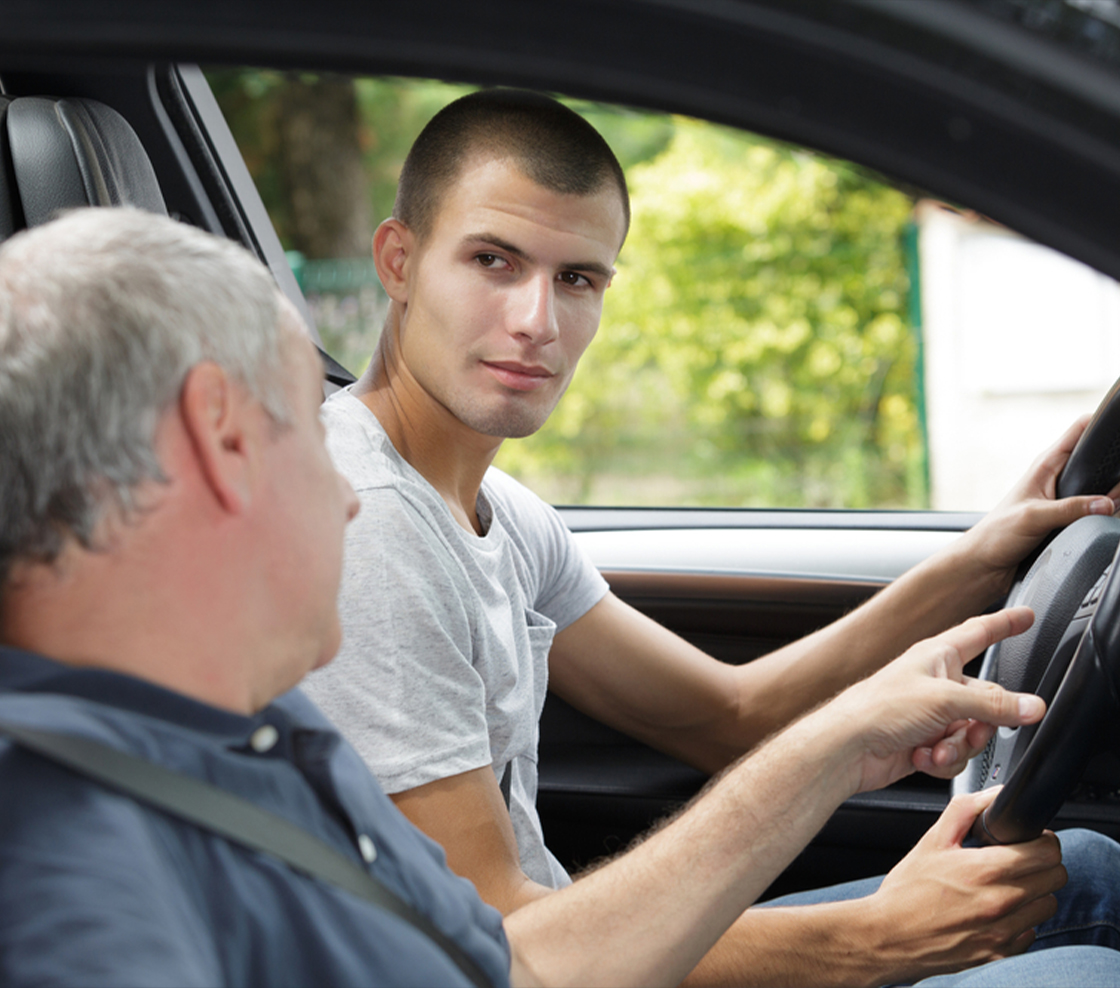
[930,788,1002,848]
[1062,494,1117,521]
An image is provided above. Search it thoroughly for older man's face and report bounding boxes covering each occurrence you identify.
[252,308,360,699]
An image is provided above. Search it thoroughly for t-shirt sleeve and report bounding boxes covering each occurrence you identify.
[303,485,493,794]
[485,469,609,633]
[533,511,609,633]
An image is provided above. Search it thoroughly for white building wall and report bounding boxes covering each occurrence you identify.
[917,201,1120,510]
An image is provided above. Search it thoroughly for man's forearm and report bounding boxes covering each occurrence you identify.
[683,901,895,988]
[508,609,1042,987]
[505,708,858,988]
[728,536,1004,755]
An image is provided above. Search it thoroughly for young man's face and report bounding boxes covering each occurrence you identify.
[391,156,627,440]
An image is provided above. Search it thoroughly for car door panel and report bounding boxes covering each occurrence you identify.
[539,511,1120,896]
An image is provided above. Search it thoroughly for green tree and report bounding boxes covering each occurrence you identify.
[207,70,372,258]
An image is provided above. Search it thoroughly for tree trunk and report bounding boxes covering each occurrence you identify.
[276,75,373,258]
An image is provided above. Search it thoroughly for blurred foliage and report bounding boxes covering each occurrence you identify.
[208,70,477,251]
[210,71,925,509]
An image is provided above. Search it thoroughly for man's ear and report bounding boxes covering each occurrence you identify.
[179,362,256,515]
[373,218,414,304]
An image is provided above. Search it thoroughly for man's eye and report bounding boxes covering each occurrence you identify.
[559,271,590,287]
[477,253,501,267]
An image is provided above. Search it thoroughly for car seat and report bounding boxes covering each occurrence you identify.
[0,90,353,386]
[0,94,166,240]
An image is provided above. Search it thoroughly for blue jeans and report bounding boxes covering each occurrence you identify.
[763,828,1120,986]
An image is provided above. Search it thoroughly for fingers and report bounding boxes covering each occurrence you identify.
[858,609,1039,786]
[934,608,1035,673]
[927,794,1064,866]
[938,678,1044,733]
[929,788,1003,846]
[1029,416,1118,511]
[916,718,996,775]
[1026,494,1117,535]
[1008,892,1060,941]
[913,721,966,774]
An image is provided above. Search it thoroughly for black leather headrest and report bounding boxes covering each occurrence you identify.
[5,96,166,229]
[0,96,18,241]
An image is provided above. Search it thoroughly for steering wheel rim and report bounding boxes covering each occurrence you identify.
[961,521,1120,843]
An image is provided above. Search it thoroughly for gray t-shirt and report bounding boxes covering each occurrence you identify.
[305,389,609,888]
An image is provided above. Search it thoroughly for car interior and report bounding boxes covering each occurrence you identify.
[7,0,1120,905]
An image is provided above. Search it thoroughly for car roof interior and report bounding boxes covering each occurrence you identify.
[4,0,1120,285]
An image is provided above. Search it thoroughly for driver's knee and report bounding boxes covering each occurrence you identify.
[1040,829,1120,945]
[1056,828,1120,878]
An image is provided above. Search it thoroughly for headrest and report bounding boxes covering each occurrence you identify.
[4,96,167,231]
[0,96,17,241]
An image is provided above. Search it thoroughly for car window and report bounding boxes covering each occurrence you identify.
[210,69,1120,513]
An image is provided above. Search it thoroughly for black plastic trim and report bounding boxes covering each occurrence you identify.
[7,1,1120,283]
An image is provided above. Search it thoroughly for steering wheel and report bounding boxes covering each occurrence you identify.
[951,378,1120,844]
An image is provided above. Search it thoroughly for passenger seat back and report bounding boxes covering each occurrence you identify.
[1,95,166,237]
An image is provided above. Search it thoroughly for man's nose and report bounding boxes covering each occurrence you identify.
[512,273,559,345]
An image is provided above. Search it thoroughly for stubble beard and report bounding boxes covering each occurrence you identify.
[449,380,570,440]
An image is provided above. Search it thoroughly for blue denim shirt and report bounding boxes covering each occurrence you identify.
[0,646,511,987]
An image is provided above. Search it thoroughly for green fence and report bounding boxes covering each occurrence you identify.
[288,252,386,376]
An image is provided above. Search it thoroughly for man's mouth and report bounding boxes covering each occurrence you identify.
[482,360,556,392]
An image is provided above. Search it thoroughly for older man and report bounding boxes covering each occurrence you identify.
[1,207,1119,988]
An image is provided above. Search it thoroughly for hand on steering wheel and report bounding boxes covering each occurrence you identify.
[958,415,1119,602]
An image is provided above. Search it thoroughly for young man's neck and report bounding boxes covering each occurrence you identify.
[355,349,501,537]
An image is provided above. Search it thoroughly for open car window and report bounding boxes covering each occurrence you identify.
[211,70,1120,513]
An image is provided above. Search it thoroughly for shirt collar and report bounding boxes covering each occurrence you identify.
[0,644,261,742]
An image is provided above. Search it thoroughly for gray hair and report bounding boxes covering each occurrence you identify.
[0,207,289,583]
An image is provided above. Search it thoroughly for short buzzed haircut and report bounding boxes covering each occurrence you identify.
[394,89,630,243]
[0,207,288,585]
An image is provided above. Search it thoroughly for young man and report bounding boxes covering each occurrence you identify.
[3,206,1110,987]
[304,89,1120,985]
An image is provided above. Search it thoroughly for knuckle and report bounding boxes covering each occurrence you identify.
[1042,838,1064,867]
[975,887,1016,923]
[1049,863,1069,891]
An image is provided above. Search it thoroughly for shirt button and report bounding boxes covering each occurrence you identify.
[249,725,279,753]
[357,834,377,863]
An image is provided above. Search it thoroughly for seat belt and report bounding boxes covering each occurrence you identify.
[0,717,493,988]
